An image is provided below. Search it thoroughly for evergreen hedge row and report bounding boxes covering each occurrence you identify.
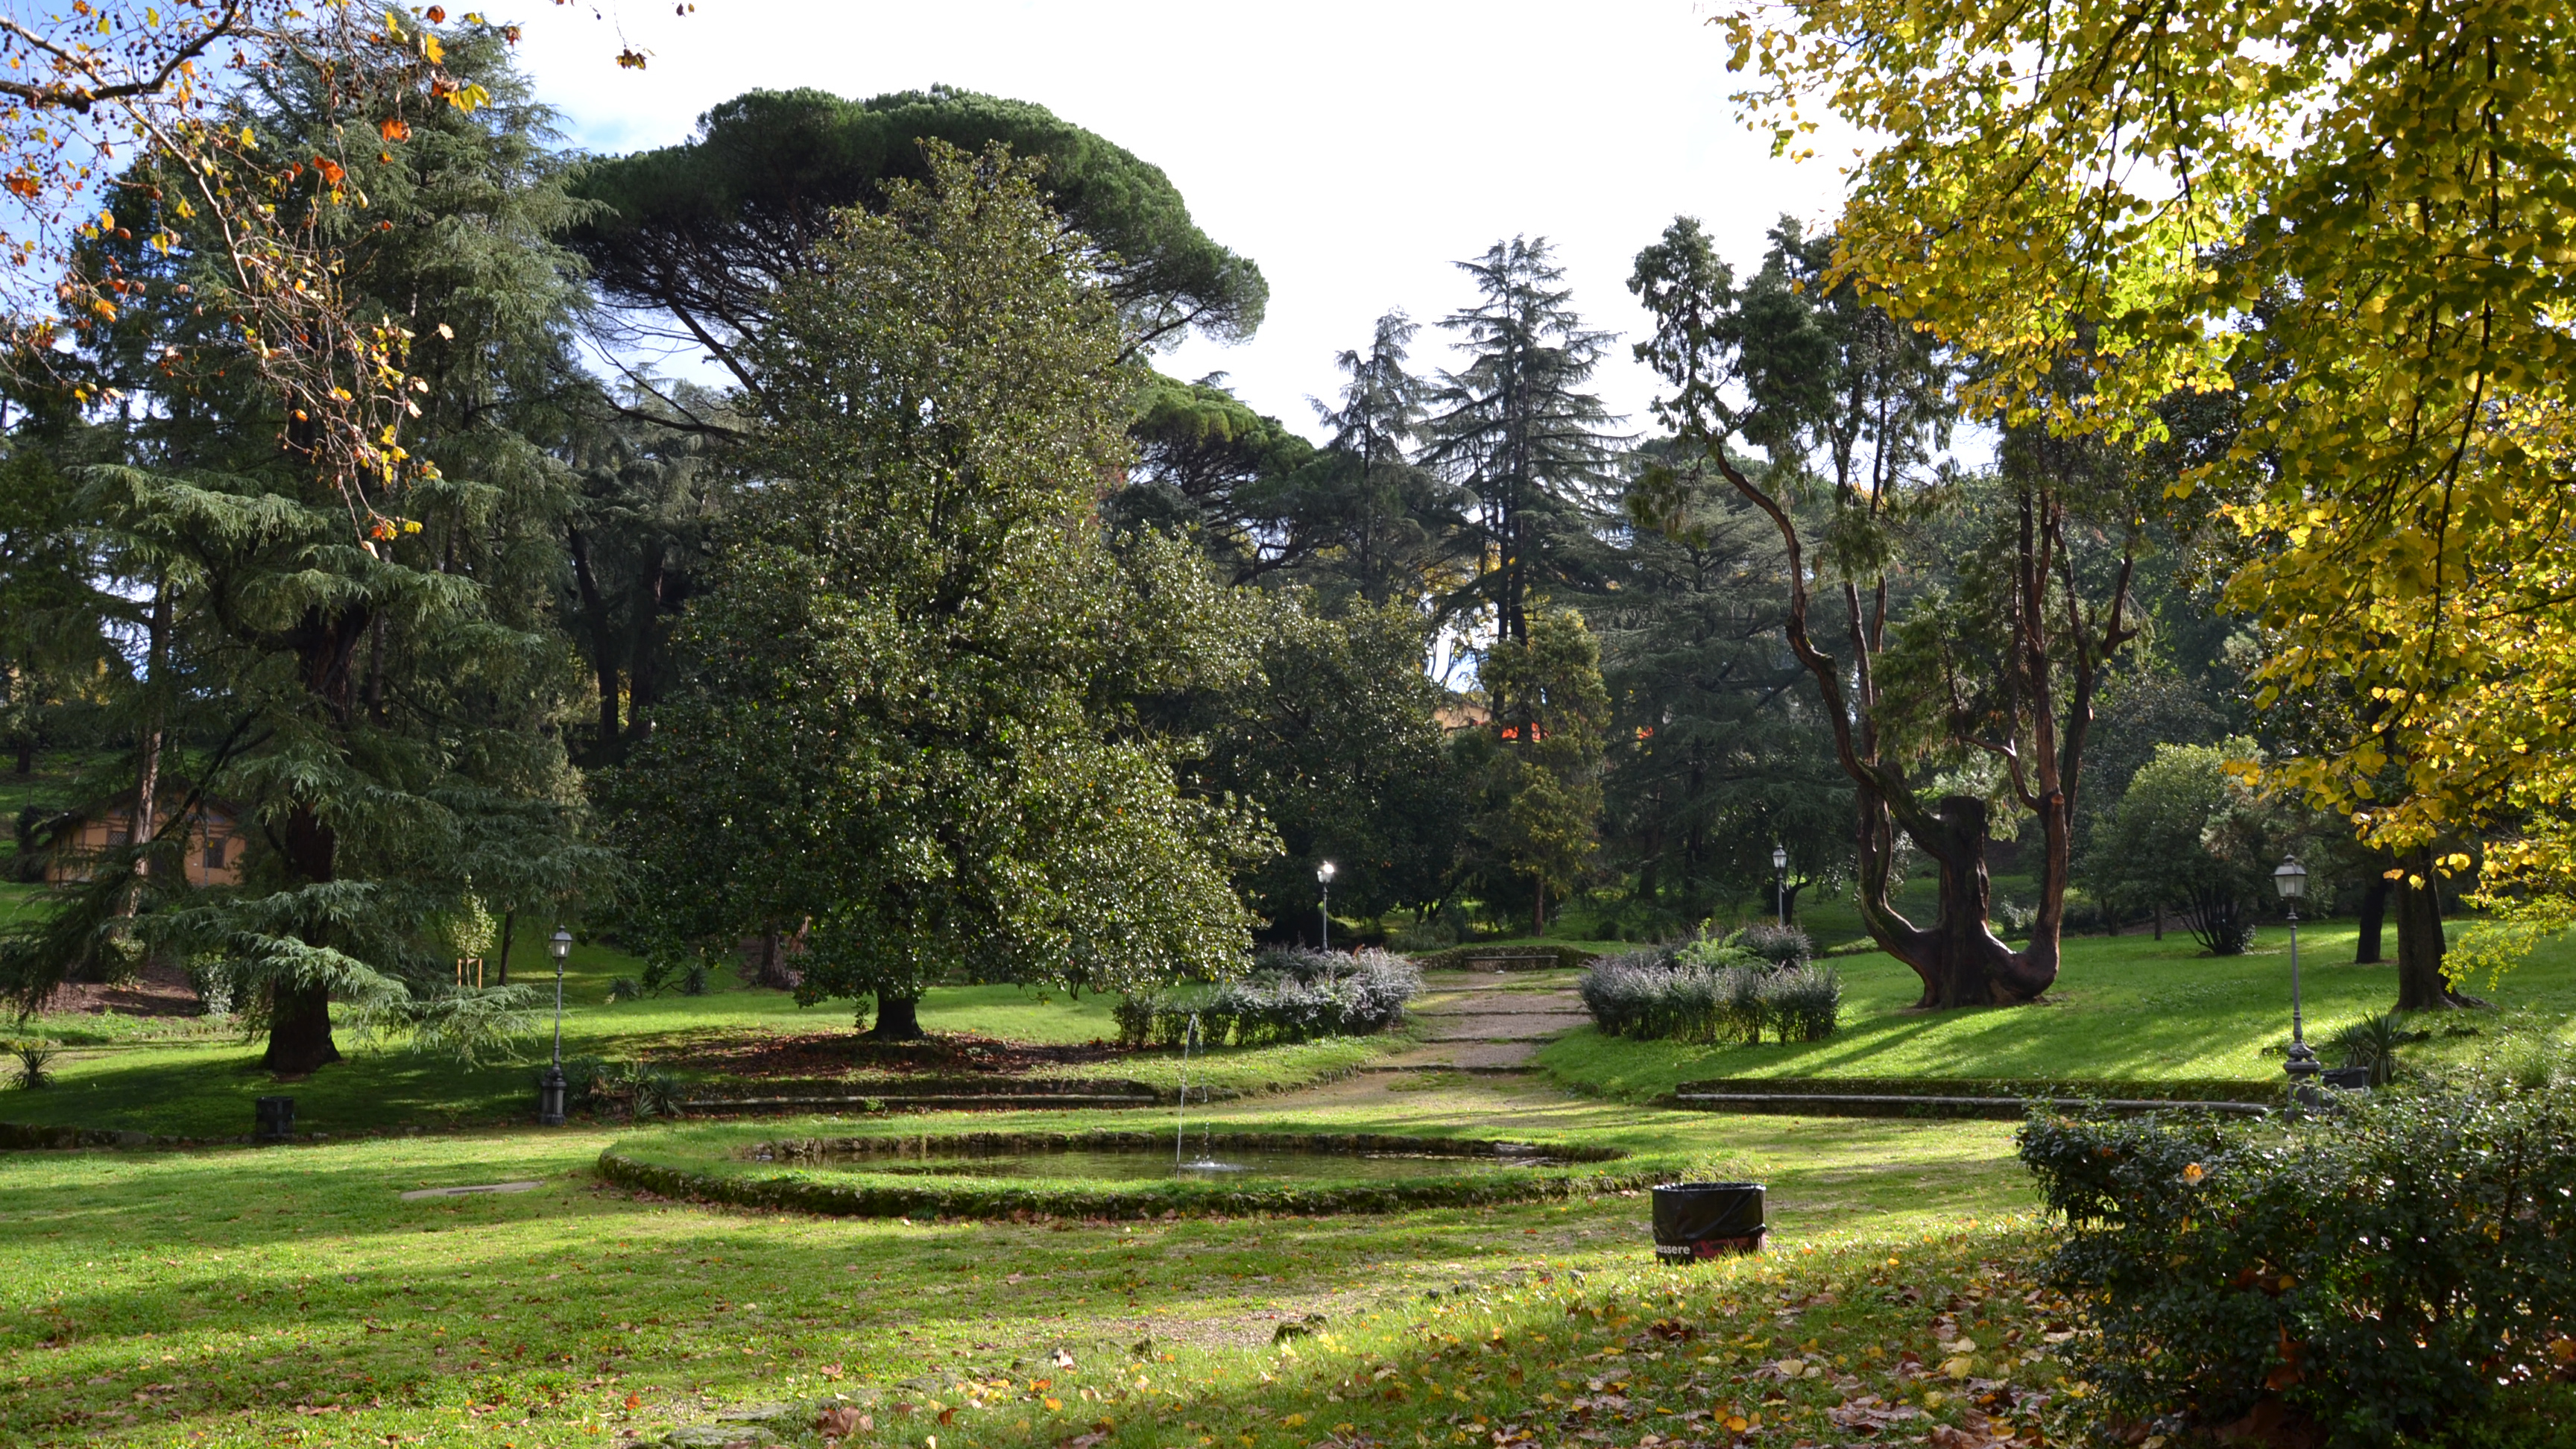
[2020,1088,2576,1445]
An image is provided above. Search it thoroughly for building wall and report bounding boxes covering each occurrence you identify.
[49,806,245,888]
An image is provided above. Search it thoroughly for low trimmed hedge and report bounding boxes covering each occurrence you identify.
[597,1126,1670,1220]
[2021,1087,2576,1445]
[1410,944,1600,972]
[1579,955,1842,1044]
[1114,950,1420,1049]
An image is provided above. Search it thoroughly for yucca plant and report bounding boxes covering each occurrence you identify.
[10,1042,57,1090]
[2329,1011,2409,1087]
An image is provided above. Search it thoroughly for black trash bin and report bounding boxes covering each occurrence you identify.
[254,1096,296,1144]
[1652,1181,1765,1263]
[2321,1066,2373,1092]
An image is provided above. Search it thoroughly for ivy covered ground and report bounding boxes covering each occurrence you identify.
[0,1073,2071,1448]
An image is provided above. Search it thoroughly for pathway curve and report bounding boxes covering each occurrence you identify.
[1371,968,1591,1073]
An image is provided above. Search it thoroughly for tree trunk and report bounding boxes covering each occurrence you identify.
[2394,853,2466,1010]
[496,910,514,985]
[263,979,342,1074]
[128,577,169,912]
[2153,904,2163,941]
[866,993,925,1041]
[13,736,31,777]
[1532,885,1546,937]
[2355,877,2389,964]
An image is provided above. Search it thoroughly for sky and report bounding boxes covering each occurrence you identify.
[511,0,1857,443]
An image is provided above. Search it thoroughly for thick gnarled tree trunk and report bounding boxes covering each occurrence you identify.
[2393,849,2471,1011]
[866,993,925,1041]
[1726,460,2131,1010]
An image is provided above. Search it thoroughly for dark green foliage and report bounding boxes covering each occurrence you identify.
[1422,238,1626,643]
[1458,605,1612,934]
[2020,1094,2576,1445]
[1115,949,1421,1049]
[568,1057,682,1120]
[610,145,1263,1032]
[1164,592,1463,934]
[2328,1012,2413,1087]
[1114,373,1320,584]
[0,25,602,1073]
[2086,742,2301,956]
[1407,943,1600,971]
[569,85,1266,391]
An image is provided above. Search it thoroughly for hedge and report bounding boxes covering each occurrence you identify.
[2021,1087,2576,1446]
[1674,1075,2285,1105]
[1409,944,1600,972]
[597,1127,1670,1220]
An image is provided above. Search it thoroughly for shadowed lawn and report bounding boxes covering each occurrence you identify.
[1537,924,2576,1100]
[0,1077,2049,1448]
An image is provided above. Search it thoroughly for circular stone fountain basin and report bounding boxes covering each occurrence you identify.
[596,1128,1658,1220]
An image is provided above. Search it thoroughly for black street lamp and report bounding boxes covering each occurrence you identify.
[1317,860,1336,951]
[1772,845,1789,928]
[537,927,572,1126]
[2274,856,2318,1087]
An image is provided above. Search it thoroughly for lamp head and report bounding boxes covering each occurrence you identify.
[2273,856,2309,901]
[549,927,573,962]
[1317,860,1336,884]
[1772,845,1788,871]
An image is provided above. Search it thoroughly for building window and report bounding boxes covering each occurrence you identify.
[107,828,132,847]
[203,838,228,870]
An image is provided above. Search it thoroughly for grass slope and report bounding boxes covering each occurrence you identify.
[1538,925,2576,1102]
[0,1079,2052,1448]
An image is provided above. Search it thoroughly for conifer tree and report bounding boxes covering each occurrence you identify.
[1421,239,1626,648]
[0,24,602,1073]
[611,143,1265,1038]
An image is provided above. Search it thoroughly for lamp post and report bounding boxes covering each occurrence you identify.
[537,927,572,1126]
[1317,860,1336,951]
[2273,856,2318,1089]
[1772,845,1790,928]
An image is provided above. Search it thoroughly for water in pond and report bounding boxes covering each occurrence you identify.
[819,1148,1559,1181]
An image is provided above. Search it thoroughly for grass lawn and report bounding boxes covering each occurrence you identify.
[0,922,1401,1139]
[1537,924,2576,1102]
[0,1076,2071,1448]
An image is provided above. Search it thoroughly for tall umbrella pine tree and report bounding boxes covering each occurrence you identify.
[612,143,1267,1039]
[1422,239,1627,658]
[0,25,602,1073]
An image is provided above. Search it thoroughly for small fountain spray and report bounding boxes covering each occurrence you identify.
[1174,1011,1197,1169]
[1172,1013,1244,1173]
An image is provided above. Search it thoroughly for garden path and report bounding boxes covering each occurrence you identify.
[1370,969,1589,1073]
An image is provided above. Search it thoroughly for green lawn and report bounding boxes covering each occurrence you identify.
[0,1079,2062,1448]
[0,922,1399,1138]
[1538,922,2576,1101]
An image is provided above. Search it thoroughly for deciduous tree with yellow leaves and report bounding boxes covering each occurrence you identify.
[1722,0,2576,1005]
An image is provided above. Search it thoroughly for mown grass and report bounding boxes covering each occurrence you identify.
[1538,924,2576,1102]
[0,919,1401,1137]
[0,1078,2048,1448]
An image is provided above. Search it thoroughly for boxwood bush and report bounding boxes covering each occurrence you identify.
[1577,952,1841,1044]
[1114,949,1421,1049]
[2019,1089,2576,1446]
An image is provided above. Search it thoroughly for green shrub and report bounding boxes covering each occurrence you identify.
[9,1042,55,1090]
[2019,1090,2576,1446]
[1732,922,1813,966]
[566,1057,683,1120]
[1115,950,1421,1049]
[1576,954,1840,1044]
[2327,1011,2414,1087]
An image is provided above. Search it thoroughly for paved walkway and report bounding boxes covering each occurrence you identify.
[1372,970,1591,1072]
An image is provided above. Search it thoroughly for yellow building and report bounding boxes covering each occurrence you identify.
[45,792,247,889]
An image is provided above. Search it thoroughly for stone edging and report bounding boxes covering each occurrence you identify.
[1668,1092,2271,1121]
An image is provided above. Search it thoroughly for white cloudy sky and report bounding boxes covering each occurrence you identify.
[511,0,1855,441]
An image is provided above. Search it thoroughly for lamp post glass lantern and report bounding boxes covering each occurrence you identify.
[2273,857,2317,1083]
[1772,845,1789,928]
[1316,861,1336,952]
[538,927,572,1125]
